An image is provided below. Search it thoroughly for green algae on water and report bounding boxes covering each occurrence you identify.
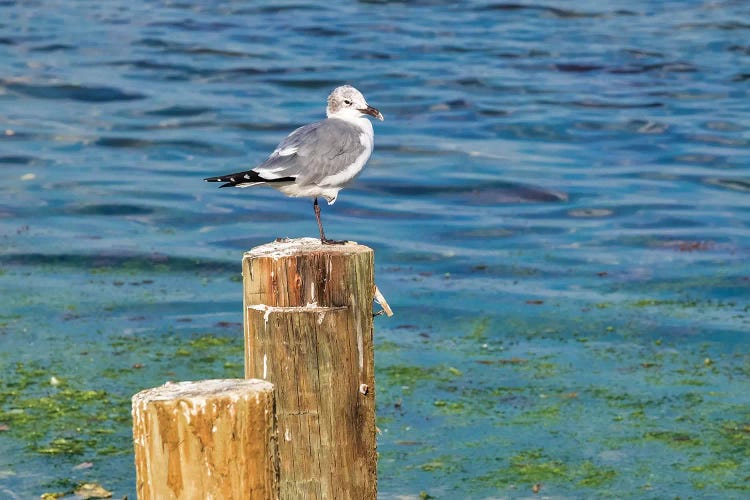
[479,449,617,489]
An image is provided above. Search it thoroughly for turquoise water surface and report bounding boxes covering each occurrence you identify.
[1,0,749,498]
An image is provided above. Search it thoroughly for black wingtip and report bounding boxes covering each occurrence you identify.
[205,176,237,187]
[204,171,296,188]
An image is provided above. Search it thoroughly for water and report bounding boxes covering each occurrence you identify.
[1,0,749,497]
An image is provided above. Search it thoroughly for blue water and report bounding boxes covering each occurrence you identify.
[1,0,749,497]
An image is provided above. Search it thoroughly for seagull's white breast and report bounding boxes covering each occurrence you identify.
[318,115,373,190]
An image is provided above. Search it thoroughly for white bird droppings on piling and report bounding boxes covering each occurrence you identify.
[249,303,347,329]
[248,304,273,325]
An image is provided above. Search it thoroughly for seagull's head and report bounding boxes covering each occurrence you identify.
[327,85,384,121]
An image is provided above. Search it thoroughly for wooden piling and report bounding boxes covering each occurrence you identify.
[243,237,377,499]
[132,379,279,500]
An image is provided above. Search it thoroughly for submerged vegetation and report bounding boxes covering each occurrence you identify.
[376,307,750,497]
[1,287,748,498]
[0,330,244,494]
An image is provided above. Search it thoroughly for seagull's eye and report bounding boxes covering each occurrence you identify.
[343,99,352,105]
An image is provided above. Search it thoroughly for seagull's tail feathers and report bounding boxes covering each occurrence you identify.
[204,170,295,188]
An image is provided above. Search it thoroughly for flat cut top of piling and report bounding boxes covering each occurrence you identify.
[244,237,372,259]
[132,379,273,404]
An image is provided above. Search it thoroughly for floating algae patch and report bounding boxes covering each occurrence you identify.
[36,437,89,456]
[675,419,750,492]
[632,298,702,308]
[414,454,465,473]
[644,430,702,448]
[0,362,131,457]
[432,399,466,414]
[376,340,403,352]
[0,328,245,495]
[464,316,491,342]
[180,334,240,365]
[511,402,562,425]
[379,363,459,388]
[0,252,236,276]
[103,331,244,380]
[686,459,750,492]
[376,307,750,498]
[479,448,617,490]
[188,334,233,349]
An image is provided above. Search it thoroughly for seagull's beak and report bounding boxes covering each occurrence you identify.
[360,105,384,121]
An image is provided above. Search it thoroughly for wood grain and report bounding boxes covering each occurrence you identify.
[243,238,376,499]
[132,379,279,500]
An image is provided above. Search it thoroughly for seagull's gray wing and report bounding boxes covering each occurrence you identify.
[254,118,366,185]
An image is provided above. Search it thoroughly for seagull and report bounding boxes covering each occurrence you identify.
[204,85,383,244]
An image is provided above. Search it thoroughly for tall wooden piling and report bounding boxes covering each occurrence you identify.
[243,237,377,499]
[132,379,279,500]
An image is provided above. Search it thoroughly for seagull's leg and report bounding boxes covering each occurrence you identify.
[314,197,326,241]
[314,197,346,245]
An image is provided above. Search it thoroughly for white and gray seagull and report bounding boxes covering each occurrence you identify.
[204,85,383,244]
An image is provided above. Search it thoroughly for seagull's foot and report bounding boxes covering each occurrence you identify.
[321,237,347,245]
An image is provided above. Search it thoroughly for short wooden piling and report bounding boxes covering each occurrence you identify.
[132,379,279,500]
[243,238,377,499]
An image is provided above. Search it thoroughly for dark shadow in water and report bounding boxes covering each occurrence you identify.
[294,26,349,37]
[231,4,319,14]
[144,105,215,117]
[447,225,567,240]
[678,21,750,31]
[0,80,145,102]
[0,252,236,273]
[367,180,568,205]
[146,19,241,32]
[0,155,37,165]
[557,99,664,109]
[108,59,202,75]
[703,177,750,193]
[476,3,638,18]
[64,204,154,216]
[134,37,269,58]
[94,137,241,156]
[29,43,76,52]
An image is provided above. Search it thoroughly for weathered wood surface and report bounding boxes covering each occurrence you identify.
[243,238,376,499]
[132,379,278,500]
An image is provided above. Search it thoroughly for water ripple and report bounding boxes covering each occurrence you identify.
[0,252,235,273]
[143,105,215,117]
[703,177,750,193]
[29,43,75,52]
[0,79,145,102]
[369,180,568,205]
[94,137,241,156]
[477,3,627,18]
[0,155,38,165]
[65,204,154,216]
[146,19,241,32]
[134,37,256,58]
